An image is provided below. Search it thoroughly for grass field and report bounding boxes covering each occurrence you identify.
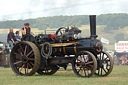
[0,66,128,85]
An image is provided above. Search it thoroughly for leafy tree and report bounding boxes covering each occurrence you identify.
[0,13,128,31]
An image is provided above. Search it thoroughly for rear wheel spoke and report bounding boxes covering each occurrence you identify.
[18,63,23,69]
[27,46,29,54]
[26,50,33,57]
[20,45,24,54]
[14,61,22,65]
[27,62,32,68]
[29,53,34,58]
[14,52,22,57]
[16,57,21,60]
[24,45,27,55]
[28,58,35,61]
[19,64,25,72]
[18,49,23,56]
[30,61,34,66]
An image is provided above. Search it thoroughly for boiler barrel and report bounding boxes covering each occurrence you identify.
[61,39,102,55]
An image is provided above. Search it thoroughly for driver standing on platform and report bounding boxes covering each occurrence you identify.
[22,23,34,37]
[69,25,79,32]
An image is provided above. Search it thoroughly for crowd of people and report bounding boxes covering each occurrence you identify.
[113,54,128,65]
[7,23,33,49]
[119,55,128,65]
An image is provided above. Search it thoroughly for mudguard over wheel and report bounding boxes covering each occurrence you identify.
[22,34,38,45]
[72,51,97,78]
[95,51,113,76]
[10,41,41,76]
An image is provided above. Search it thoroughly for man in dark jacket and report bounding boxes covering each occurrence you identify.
[7,28,16,49]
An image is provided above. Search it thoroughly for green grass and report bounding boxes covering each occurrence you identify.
[0,66,128,85]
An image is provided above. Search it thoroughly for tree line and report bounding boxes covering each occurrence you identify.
[0,13,128,30]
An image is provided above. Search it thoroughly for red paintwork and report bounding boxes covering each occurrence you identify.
[49,34,57,39]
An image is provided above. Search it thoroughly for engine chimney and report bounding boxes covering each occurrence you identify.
[89,15,97,39]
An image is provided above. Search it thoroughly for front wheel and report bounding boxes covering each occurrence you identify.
[95,51,113,76]
[72,51,97,78]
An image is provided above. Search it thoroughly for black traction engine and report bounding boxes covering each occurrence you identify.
[10,15,113,78]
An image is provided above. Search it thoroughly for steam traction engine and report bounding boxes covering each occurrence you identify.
[10,15,113,78]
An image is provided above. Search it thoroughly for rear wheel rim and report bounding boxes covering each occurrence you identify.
[72,51,97,78]
[10,41,40,76]
[95,51,113,76]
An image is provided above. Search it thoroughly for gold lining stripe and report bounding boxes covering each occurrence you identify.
[40,42,79,47]
[74,44,77,54]
[63,47,66,54]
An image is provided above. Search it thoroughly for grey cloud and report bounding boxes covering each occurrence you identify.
[0,0,128,21]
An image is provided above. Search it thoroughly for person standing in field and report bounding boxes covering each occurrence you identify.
[4,46,10,65]
[4,46,9,54]
[121,55,125,65]
[7,28,16,49]
[22,23,34,37]
[0,47,3,65]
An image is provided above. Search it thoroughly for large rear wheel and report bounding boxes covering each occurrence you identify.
[10,41,40,76]
[72,51,97,78]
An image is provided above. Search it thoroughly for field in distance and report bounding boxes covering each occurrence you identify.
[0,25,128,51]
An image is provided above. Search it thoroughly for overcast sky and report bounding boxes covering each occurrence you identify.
[0,0,128,21]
